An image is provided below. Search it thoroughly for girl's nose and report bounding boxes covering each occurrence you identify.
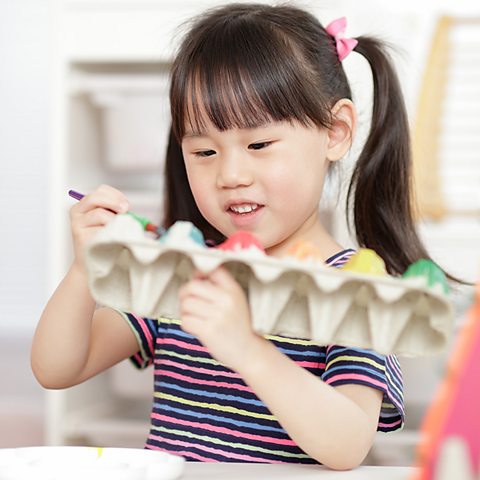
[216,152,253,189]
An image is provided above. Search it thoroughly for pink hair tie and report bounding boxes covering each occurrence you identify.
[325,17,358,61]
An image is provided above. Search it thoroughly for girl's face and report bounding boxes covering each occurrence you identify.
[182,118,332,256]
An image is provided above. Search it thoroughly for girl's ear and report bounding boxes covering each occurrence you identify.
[326,99,357,162]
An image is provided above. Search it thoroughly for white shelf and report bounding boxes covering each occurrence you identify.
[47,0,177,447]
[70,74,169,96]
[63,397,151,448]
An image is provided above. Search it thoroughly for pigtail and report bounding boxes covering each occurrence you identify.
[346,37,430,276]
[163,127,225,244]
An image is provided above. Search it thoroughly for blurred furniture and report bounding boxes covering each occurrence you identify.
[413,16,480,222]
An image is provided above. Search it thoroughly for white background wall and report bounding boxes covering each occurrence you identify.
[0,0,52,446]
[0,0,479,450]
[0,2,50,335]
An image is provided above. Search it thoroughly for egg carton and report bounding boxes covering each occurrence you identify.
[85,215,454,356]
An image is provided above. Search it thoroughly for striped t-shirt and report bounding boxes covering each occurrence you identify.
[120,248,404,463]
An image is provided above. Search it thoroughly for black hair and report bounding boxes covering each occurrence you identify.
[163,2,452,279]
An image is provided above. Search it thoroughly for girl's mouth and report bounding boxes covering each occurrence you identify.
[227,203,264,227]
[228,203,260,214]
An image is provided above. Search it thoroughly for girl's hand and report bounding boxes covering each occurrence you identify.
[69,184,129,272]
[179,266,265,372]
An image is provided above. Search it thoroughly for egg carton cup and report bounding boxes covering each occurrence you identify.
[85,215,454,356]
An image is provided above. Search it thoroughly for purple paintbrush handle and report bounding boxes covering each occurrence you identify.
[68,190,85,201]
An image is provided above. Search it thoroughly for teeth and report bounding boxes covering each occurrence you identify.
[230,204,259,214]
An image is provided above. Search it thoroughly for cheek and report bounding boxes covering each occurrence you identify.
[267,172,294,203]
[186,168,204,195]
[266,162,325,209]
[187,170,207,203]
[185,165,218,217]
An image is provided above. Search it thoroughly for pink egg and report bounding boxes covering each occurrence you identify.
[217,231,264,252]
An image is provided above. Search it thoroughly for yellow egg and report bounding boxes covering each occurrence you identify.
[342,249,387,275]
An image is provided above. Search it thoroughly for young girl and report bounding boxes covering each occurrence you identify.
[32,2,425,469]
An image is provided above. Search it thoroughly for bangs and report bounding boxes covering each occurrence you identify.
[170,14,332,140]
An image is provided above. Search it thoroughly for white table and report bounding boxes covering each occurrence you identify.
[0,447,417,479]
[181,463,416,479]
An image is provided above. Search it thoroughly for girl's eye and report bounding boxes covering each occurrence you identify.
[194,150,216,157]
[248,141,272,150]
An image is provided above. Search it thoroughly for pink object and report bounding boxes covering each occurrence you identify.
[412,283,480,479]
[325,17,358,61]
[217,231,265,252]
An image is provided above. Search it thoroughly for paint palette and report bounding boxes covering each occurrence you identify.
[0,447,185,480]
[85,215,454,356]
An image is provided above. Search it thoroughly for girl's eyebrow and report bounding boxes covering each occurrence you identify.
[184,123,274,139]
[183,131,206,139]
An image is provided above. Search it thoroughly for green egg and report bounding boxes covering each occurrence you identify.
[402,259,449,295]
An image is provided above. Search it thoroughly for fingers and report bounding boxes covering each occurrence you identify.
[180,267,239,297]
[178,276,217,304]
[69,184,129,268]
[205,266,240,292]
[179,280,210,337]
[179,268,243,320]
[70,185,129,229]
[179,296,210,320]
[178,274,222,336]
[71,184,130,216]
[73,208,116,229]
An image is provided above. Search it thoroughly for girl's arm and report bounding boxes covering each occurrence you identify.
[179,266,383,470]
[31,265,138,389]
[31,185,139,389]
[237,336,383,470]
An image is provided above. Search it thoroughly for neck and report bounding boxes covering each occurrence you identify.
[265,214,344,262]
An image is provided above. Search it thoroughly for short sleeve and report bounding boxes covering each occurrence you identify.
[117,311,159,369]
[322,346,404,432]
